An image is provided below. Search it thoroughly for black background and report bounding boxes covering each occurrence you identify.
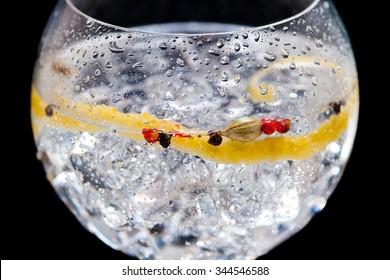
[3,0,389,260]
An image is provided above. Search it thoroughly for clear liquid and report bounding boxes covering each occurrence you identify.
[32,22,358,259]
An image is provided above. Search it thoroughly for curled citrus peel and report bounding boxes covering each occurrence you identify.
[31,83,357,164]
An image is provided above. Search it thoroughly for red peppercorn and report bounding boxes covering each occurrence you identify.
[261,118,276,135]
[276,119,291,133]
[142,128,160,143]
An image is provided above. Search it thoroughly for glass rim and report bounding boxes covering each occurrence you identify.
[65,0,320,36]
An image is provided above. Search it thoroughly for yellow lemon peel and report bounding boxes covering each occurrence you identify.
[31,85,357,164]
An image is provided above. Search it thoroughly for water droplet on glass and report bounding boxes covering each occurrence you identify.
[235,58,242,68]
[167,81,172,87]
[159,42,168,50]
[306,43,311,51]
[314,59,321,65]
[166,69,173,77]
[274,35,280,42]
[243,42,249,48]
[221,72,229,81]
[292,31,297,36]
[204,58,211,65]
[92,50,98,58]
[176,58,185,67]
[108,41,124,53]
[217,86,227,96]
[264,51,276,62]
[94,69,101,76]
[283,26,289,32]
[309,197,327,214]
[209,46,220,56]
[197,40,203,46]
[312,76,318,86]
[299,66,304,76]
[259,83,268,95]
[254,32,260,42]
[281,48,289,58]
[234,43,241,52]
[315,39,324,48]
[269,26,276,32]
[217,38,225,48]
[86,19,94,28]
[178,72,185,80]
[220,56,230,65]
[105,61,112,68]
[192,55,198,61]
[165,91,176,101]
[234,74,241,84]
[242,32,248,39]
[289,61,296,70]
[132,61,143,69]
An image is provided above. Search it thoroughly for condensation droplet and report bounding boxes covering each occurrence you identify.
[314,59,321,65]
[166,69,173,77]
[315,39,324,48]
[274,35,280,42]
[217,86,227,96]
[178,72,185,80]
[289,61,296,70]
[209,46,220,56]
[254,32,260,42]
[234,43,241,52]
[242,32,248,39]
[217,38,225,48]
[281,48,289,58]
[176,58,185,67]
[220,56,230,65]
[264,51,276,62]
[259,83,268,95]
[94,69,101,76]
[299,66,304,76]
[306,43,311,51]
[269,26,276,32]
[309,197,327,214]
[197,40,203,46]
[165,91,176,101]
[92,51,98,58]
[235,58,242,68]
[312,76,318,86]
[234,74,241,84]
[86,19,94,28]
[204,58,211,65]
[132,61,143,69]
[221,72,229,82]
[159,42,168,50]
[105,61,112,68]
[283,26,289,32]
[108,41,124,53]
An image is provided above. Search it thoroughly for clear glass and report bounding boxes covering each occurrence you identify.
[31,0,359,259]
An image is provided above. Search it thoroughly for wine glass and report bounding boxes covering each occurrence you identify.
[31,0,358,259]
